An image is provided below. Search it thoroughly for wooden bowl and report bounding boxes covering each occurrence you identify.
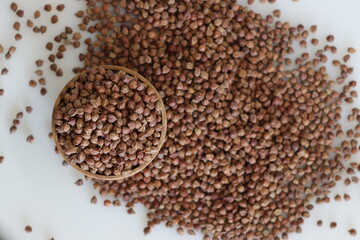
[52,65,167,181]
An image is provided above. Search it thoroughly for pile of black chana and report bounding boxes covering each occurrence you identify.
[0,0,359,239]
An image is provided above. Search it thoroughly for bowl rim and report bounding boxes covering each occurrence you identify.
[51,65,167,181]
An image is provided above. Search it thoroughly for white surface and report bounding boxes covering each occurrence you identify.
[0,0,360,239]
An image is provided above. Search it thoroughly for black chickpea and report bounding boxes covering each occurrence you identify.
[2,0,359,239]
[54,68,163,176]
[76,1,360,239]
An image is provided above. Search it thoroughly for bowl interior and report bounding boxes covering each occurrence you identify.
[51,65,167,181]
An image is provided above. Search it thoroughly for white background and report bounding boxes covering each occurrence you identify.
[1,0,360,239]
